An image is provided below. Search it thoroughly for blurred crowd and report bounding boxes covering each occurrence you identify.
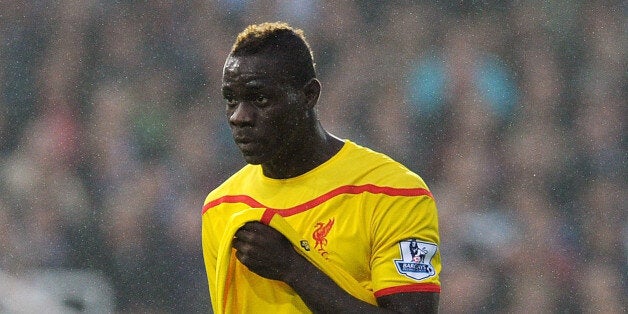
[0,1,625,313]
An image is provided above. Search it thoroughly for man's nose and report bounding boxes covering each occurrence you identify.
[229,102,255,126]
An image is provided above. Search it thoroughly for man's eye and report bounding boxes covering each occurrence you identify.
[255,95,268,105]
[224,96,237,106]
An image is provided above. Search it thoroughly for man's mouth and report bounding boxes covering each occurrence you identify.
[234,136,259,151]
[233,132,252,142]
[235,137,253,145]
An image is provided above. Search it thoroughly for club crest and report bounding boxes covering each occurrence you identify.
[312,218,334,259]
[394,239,437,281]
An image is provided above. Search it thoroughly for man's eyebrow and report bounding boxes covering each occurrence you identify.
[244,79,271,88]
[222,77,277,93]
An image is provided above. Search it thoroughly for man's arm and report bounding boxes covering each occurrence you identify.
[233,222,438,313]
[377,292,439,313]
[284,250,439,313]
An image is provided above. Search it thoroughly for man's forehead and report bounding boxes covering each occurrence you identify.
[224,55,282,73]
[223,55,292,83]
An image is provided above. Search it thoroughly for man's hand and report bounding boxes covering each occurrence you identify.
[231,223,438,313]
[232,221,300,281]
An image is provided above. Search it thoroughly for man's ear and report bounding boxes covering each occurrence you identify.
[302,78,321,110]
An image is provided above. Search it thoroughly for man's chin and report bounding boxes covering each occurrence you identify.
[241,153,264,165]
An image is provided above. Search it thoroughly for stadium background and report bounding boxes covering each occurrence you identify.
[0,1,625,313]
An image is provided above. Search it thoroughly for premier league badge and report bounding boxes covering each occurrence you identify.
[394,239,437,281]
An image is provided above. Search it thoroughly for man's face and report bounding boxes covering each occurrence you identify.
[221,54,307,165]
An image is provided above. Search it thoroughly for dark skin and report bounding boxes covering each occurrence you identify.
[222,53,439,313]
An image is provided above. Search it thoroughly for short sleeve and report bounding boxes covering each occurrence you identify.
[369,192,441,297]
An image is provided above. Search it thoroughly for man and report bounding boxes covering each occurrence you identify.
[202,22,441,313]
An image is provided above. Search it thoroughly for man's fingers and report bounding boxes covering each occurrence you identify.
[233,238,254,259]
[240,221,262,231]
[242,221,281,234]
[234,227,256,242]
[235,249,249,264]
[234,243,265,270]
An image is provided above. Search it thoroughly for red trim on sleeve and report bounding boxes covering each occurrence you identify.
[374,283,441,297]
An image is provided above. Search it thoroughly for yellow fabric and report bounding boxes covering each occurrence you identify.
[202,140,441,313]
[214,208,377,314]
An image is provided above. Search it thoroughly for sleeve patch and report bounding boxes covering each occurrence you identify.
[394,239,437,281]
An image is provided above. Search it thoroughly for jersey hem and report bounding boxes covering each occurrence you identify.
[374,283,441,297]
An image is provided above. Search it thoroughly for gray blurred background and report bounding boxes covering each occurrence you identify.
[0,1,625,313]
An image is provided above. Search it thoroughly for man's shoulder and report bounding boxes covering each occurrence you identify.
[342,141,427,188]
[205,164,257,200]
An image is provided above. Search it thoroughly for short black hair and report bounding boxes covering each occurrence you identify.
[229,22,316,87]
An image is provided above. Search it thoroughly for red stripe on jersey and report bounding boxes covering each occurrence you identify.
[277,185,433,217]
[202,195,265,214]
[374,283,441,297]
[260,209,276,225]
[202,184,433,215]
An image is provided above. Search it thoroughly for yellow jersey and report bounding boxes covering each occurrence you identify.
[202,140,441,313]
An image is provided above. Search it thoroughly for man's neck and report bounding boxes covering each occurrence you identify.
[261,121,343,179]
